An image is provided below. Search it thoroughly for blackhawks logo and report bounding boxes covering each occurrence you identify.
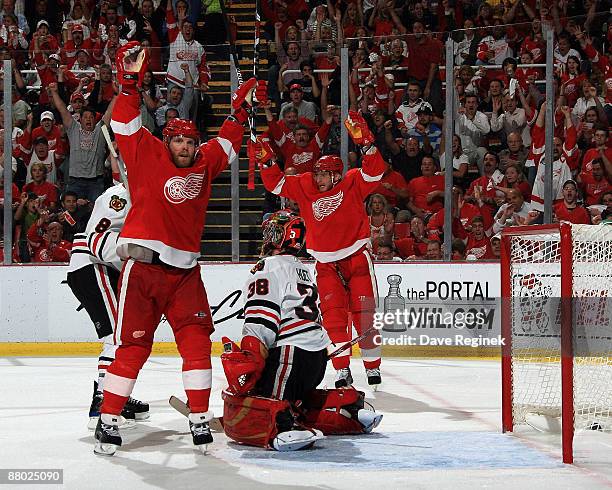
[109,195,127,212]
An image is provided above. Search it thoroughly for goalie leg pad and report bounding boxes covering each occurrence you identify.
[301,388,370,435]
[222,391,295,448]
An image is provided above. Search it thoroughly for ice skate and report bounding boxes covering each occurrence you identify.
[125,396,150,420]
[88,382,137,430]
[334,367,353,388]
[189,412,213,453]
[272,428,324,451]
[94,414,122,456]
[366,367,381,390]
[357,408,383,433]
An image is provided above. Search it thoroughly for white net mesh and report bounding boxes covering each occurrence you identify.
[509,224,612,431]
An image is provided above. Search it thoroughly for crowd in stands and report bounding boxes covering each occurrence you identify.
[0,0,611,264]
[0,0,218,263]
[261,0,612,261]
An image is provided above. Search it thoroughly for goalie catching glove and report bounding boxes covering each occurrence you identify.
[116,41,149,91]
[231,79,267,124]
[344,110,375,148]
[221,335,267,395]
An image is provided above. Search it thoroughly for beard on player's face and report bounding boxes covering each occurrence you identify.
[168,137,197,167]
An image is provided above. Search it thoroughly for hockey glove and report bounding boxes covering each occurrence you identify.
[116,41,149,91]
[344,110,375,147]
[252,137,276,169]
[254,79,268,105]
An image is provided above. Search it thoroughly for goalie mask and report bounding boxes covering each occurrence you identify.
[261,210,306,256]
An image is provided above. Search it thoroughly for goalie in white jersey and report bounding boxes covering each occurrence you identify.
[221,210,382,451]
[66,156,149,429]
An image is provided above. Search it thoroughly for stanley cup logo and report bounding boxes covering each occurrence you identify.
[383,274,406,332]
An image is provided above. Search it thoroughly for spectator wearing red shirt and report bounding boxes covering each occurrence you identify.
[268,113,331,174]
[495,164,532,202]
[560,56,587,109]
[553,180,591,224]
[374,162,409,208]
[519,18,546,64]
[27,219,72,263]
[19,111,63,155]
[466,152,504,219]
[464,216,494,260]
[581,127,612,174]
[61,23,100,67]
[33,52,61,106]
[428,186,484,241]
[578,159,612,206]
[406,155,445,218]
[406,21,442,114]
[23,163,58,211]
[395,215,430,259]
[28,19,59,60]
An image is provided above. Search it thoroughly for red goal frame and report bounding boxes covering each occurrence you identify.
[500,223,575,464]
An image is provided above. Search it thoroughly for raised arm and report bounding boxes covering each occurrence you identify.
[48,83,73,129]
[110,42,162,170]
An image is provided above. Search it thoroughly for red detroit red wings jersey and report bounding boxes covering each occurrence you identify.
[261,150,386,262]
[110,92,243,268]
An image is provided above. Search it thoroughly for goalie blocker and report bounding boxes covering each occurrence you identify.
[220,211,382,451]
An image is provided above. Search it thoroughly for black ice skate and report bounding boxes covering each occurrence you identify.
[334,367,353,388]
[88,382,137,430]
[366,368,382,388]
[94,414,122,456]
[125,396,150,420]
[188,413,213,453]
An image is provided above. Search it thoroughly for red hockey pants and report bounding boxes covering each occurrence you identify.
[315,248,381,370]
[101,259,213,415]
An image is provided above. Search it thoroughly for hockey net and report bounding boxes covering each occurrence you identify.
[501,223,612,463]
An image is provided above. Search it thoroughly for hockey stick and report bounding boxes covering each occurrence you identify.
[219,0,259,189]
[102,123,129,190]
[327,325,380,360]
[168,396,224,432]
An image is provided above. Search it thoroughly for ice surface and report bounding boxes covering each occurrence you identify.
[1,357,611,489]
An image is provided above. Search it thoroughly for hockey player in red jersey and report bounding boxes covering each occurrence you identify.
[94,41,264,456]
[220,211,383,451]
[258,111,385,390]
[67,154,149,430]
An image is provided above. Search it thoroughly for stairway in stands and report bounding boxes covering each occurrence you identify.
[200,2,268,262]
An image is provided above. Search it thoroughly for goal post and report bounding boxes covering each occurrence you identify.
[501,223,612,464]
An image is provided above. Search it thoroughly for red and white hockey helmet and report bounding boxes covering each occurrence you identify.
[261,210,306,256]
[313,154,343,174]
[162,118,200,144]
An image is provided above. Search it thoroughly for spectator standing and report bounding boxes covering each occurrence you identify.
[49,83,116,203]
[455,94,491,172]
[155,64,194,127]
[166,1,210,93]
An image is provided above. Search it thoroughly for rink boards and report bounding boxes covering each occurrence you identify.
[0,261,501,357]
